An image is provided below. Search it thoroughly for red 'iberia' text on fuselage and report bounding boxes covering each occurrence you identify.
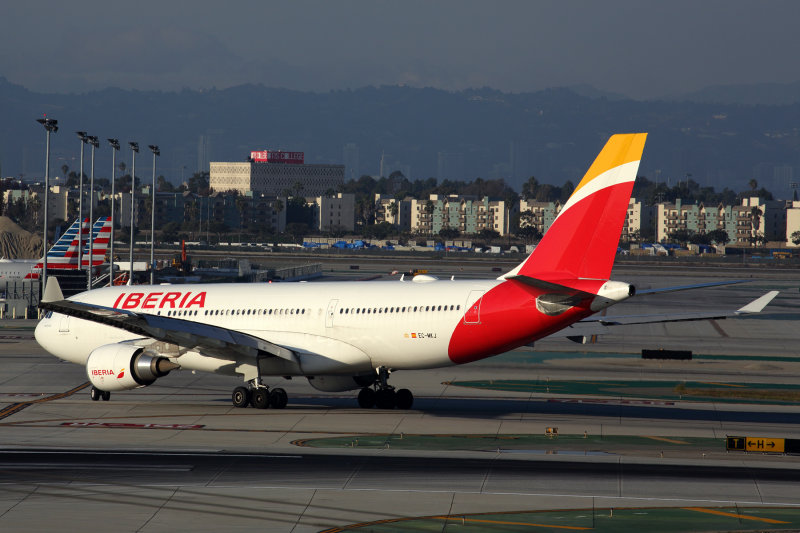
[112,291,207,310]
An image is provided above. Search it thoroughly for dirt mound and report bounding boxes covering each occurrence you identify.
[0,217,43,259]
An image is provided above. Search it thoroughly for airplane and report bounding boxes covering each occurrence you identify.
[0,217,112,280]
[35,134,778,408]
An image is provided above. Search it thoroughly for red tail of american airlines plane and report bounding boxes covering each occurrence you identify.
[0,217,113,280]
[36,134,777,409]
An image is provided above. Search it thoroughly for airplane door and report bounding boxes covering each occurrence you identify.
[463,290,484,325]
[58,314,70,333]
[326,299,339,328]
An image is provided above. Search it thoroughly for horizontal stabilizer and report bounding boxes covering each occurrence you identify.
[506,275,594,298]
[549,291,779,338]
[736,290,779,314]
[636,279,750,295]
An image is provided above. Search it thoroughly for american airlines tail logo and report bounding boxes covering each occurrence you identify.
[112,291,207,310]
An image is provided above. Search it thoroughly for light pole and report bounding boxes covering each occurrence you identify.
[76,131,87,271]
[148,145,159,285]
[87,136,99,290]
[128,142,139,283]
[107,138,120,286]
[36,117,58,296]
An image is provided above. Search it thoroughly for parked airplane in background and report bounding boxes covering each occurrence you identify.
[0,217,112,280]
[36,134,777,409]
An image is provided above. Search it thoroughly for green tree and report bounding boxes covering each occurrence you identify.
[688,232,711,245]
[157,176,175,192]
[438,227,460,240]
[285,222,309,243]
[515,225,542,244]
[708,229,730,246]
[477,228,500,244]
[521,176,538,200]
[750,206,762,231]
[668,229,692,246]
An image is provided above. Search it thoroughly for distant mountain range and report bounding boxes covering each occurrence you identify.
[1,76,799,197]
[665,81,800,106]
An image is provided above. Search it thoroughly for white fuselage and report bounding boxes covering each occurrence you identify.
[36,278,503,379]
[0,258,38,280]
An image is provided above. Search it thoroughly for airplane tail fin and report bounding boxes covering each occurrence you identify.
[44,218,84,262]
[28,218,86,277]
[505,133,647,282]
[81,217,112,267]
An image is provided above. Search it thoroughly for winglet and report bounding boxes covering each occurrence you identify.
[735,291,779,314]
[41,277,64,303]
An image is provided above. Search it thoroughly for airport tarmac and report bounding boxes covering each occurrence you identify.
[1,267,799,532]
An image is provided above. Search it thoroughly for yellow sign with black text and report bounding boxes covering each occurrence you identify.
[745,437,785,453]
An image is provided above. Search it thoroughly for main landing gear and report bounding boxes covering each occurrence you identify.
[357,367,414,410]
[231,381,288,410]
[90,386,110,401]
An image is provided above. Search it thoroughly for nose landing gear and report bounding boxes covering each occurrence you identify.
[357,367,414,409]
[90,386,110,401]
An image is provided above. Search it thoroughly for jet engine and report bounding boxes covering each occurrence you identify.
[86,344,179,392]
[307,373,376,392]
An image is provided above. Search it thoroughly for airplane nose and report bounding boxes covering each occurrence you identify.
[34,314,58,358]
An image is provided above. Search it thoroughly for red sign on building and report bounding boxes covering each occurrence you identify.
[250,150,304,164]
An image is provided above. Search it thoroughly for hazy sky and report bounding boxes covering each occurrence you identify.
[2,0,799,99]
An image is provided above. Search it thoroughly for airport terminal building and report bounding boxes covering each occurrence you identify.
[210,150,344,197]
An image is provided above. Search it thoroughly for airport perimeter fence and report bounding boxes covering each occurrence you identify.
[0,280,40,319]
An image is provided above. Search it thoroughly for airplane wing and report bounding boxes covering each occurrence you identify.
[551,290,779,342]
[38,298,298,364]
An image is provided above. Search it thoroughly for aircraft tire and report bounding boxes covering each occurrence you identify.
[90,387,101,401]
[270,388,288,409]
[395,388,413,410]
[232,386,251,408]
[101,390,111,401]
[375,388,397,409]
[252,389,270,409]
[357,387,376,408]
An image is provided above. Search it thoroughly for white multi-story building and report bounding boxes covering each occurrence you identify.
[786,201,800,246]
[409,195,511,236]
[210,160,344,197]
[310,193,355,232]
[518,199,561,236]
[374,194,412,231]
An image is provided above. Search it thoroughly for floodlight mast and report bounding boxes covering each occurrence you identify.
[107,138,120,286]
[36,117,58,297]
[148,145,159,285]
[86,136,99,290]
[128,142,139,284]
[76,131,88,272]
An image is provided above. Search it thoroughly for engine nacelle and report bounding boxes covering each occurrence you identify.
[307,373,376,392]
[86,343,179,392]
